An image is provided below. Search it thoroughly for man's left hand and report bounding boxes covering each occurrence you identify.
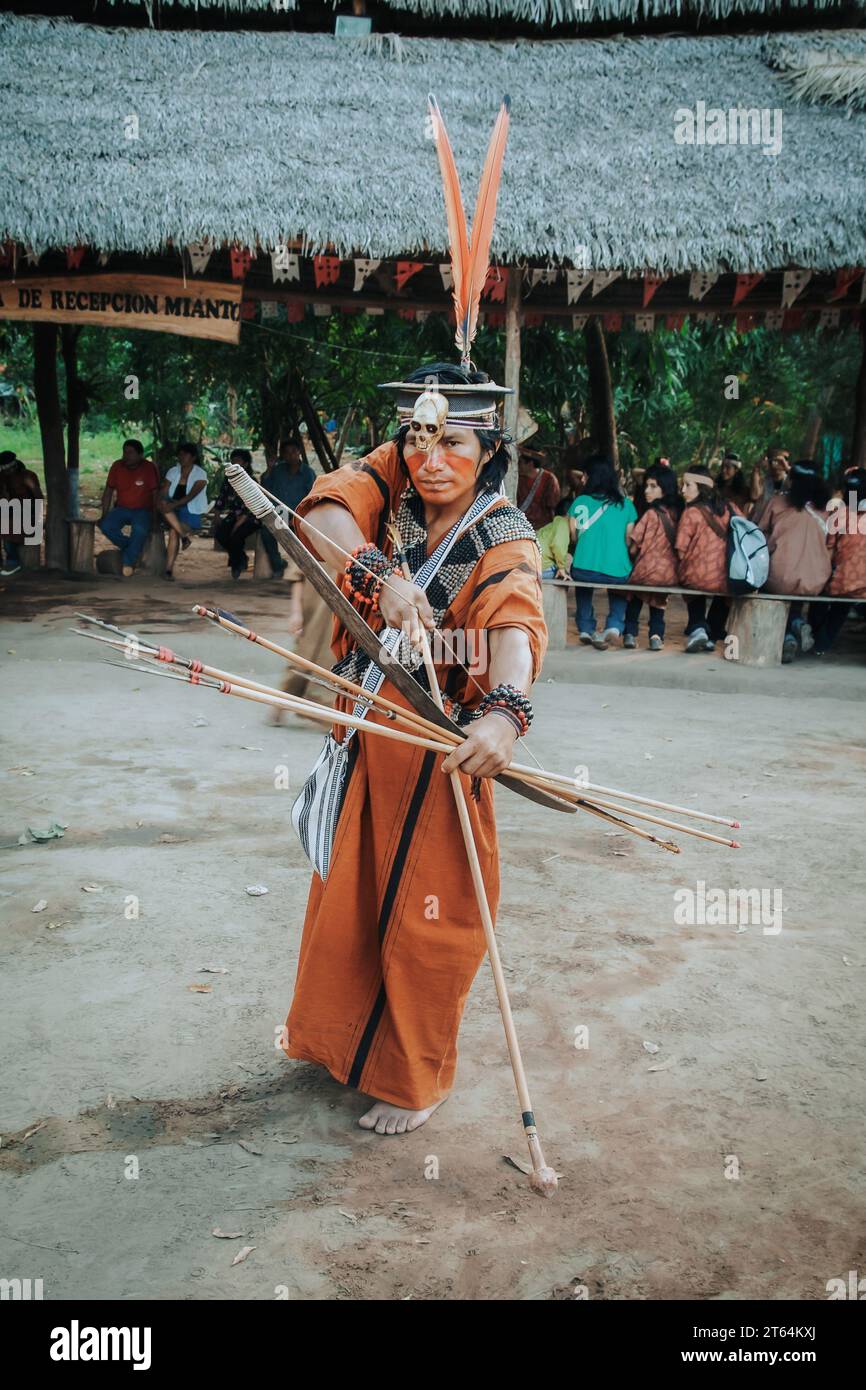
[440,713,517,779]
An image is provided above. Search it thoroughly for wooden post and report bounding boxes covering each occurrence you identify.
[503,265,522,502]
[294,373,337,472]
[541,582,568,652]
[61,325,82,520]
[584,318,619,468]
[851,322,866,470]
[727,596,789,667]
[68,518,96,574]
[33,323,67,571]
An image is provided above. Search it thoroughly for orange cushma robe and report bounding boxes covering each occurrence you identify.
[280,442,547,1109]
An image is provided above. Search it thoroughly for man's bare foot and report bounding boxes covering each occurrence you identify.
[358,1097,447,1136]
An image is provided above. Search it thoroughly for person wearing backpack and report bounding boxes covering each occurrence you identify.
[675,466,735,652]
[623,463,682,650]
[568,455,638,649]
[759,461,831,662]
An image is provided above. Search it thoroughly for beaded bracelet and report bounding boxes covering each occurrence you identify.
[344,544,395,610]
[475,683,534,737]
[484,706,525,739]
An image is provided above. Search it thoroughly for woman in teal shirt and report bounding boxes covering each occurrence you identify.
[568,456,638,648]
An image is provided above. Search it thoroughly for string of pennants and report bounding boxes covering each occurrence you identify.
[5,241,864,329]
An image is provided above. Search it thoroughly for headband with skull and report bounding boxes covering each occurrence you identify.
[378,377,512,454]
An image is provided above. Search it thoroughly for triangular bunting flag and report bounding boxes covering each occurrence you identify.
[635,313,655,333]
[688,271,719,301]
[571,314,589,330]
[764,310,784,330]
[482,267,506,302]
[735,311,755,333]
[439,263,453,292]
[732,273,764,307]
[188,238,214,275]
[695,311,716,324]
[312,303,332,317]
[23,247,40,267]
[566,271,592,304]
[529,268,558,288]
[524,312,544,328]
[230,247,252,281]
[485,310,505,328]
[271,246,300,283]
[782,308,804,331]
[353,258,381,292]
[260,300,280,321]
[66,246,86,270]
[829,268,863,302]
[666,313,686,332]
[286,302,304,323]
[395,261,424,292]
[416,309,430,323]
[603,311,623,331]
[591,271,619,297]
[398,307,416,321]
[240,300,256,321]
[313,256,340,289]
[818,307,840,330]
[782,269,812,309]
[642,276,664,308]
[365,306,385,316]
[97,252,110,268]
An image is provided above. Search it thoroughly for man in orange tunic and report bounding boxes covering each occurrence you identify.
[279,363,547,1135]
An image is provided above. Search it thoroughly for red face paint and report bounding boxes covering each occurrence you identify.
[404,445,480,503]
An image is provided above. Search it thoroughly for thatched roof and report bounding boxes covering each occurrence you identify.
[102,0,857,18]
[2,15,865,273]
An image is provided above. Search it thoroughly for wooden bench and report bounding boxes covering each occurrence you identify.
[545,579,852,667]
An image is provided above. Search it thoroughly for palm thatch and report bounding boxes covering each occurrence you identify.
[768,30,866,110]
[2,15,865,273]
[104,0,857,17]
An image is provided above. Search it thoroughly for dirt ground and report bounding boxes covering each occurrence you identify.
[1,552,864,1301]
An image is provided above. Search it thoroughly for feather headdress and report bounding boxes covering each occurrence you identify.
[427,93,511,368]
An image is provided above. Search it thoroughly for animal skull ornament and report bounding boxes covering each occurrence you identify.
[409,390,449,452]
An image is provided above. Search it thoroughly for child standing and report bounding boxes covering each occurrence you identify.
[675,466,735,653]
[623,464,682,650]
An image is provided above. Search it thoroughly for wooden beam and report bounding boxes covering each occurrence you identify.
[584,318,618,467]
[32,322,67,570]
[503,266,522,503]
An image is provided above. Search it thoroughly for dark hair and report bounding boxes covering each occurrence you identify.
[840,468,866,505]
[178,442,199,463]
[644,462,683,518]
[230,448,253,467]
[578,454,624,507]
[554,497,571,517]
[717,465,749,505]
[123,438,144,455]
[685,465,728,517]
[394,361,512,495]
[788,461,829,512]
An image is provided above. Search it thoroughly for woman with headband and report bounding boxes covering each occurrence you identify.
[675,466,738,652]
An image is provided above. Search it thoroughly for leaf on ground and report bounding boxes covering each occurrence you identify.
[81,882,103,892]
[193,716,209,727]
[642,1040,660,1054]
[238,1140,263,1156]
[231,1245,255,1266]
[20,822,67,844]
[338,1210,358,1223]
[647,1056,678,1073]
[213,1228,244,1240]
[8,766,34,776]
[198,966,228,974]
[23,1121,46,1140]
[31,899,48,913]
[188,984,212,994]
[241,745,264,752]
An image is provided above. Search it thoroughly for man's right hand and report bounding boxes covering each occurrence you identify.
[378,574,435,649]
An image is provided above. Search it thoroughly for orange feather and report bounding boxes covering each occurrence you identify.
[462,96,511,356]
[427,95,469,338]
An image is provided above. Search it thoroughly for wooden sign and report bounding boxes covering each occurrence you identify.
[0,273,243,344]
